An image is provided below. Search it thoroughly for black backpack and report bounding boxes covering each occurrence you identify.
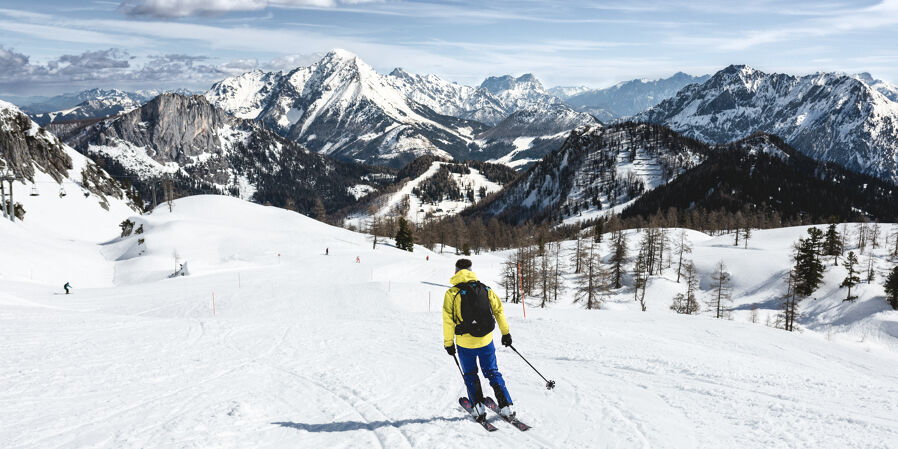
[452,281,495,337]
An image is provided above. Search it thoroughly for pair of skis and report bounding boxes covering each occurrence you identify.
[458,397,531,431]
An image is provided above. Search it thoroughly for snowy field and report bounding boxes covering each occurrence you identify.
[2,195,898,448]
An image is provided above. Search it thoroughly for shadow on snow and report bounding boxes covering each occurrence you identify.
[273,416,467,433]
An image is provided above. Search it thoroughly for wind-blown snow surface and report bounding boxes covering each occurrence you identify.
[2,196,898,448]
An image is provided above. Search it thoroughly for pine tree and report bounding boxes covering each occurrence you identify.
[633,247,648,311]
[572,234,583,274]
[709,260,732,319]
[675,230,692,283]
[823,222,844,265]
[865,252,876,284]
[793,227,825,297]
[551,241,564,303]
[856,223,869,254]
[594,220,604,243]
[781,269,800,332]
[610,230,628,289]
[871,222,881,249]
[742,225,751,249]
[884,266,898,310]
[891,226,898,259]
[671,262,699,314]
[394,217,414,252]
[841,251,860,301]
[575,242,607,310]
[311,197,327,222]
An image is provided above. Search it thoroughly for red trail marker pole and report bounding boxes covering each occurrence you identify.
[517,262,526,319]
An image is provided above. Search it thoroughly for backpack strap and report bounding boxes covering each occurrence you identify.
[451,282,470,325]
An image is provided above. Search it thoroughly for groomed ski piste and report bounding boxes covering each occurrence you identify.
[2,195,898,448]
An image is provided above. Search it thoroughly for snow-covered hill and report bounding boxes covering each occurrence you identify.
[635,65,898,184]
[0,99,138,240]
[1,194,897,448]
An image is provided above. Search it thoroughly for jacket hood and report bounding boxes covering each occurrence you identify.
[450,269,478,285]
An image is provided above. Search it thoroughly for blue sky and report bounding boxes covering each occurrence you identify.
[1,0,897,96]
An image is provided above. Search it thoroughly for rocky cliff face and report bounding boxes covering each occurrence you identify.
[0,100,72,183]
[0,99,138,211]
[67,93,391,214]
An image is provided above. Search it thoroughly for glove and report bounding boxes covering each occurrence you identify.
[445,345,456,356]
[501,333,512,347]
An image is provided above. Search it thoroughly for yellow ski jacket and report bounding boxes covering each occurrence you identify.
[443,269,510,349]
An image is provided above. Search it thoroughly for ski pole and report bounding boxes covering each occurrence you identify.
[509,344,556,390]
[452,352,465,379]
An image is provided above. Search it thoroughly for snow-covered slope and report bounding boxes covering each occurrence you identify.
[1,195,897,448]
[635,65,898,184]
[66,93,385,214]
[346,156,517,224]
[0,99,138,241]
[565,72,709,120]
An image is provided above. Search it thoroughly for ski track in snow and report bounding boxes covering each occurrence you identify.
[2,196,898,448]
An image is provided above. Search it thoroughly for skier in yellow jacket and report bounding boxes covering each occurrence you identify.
[443,258,515,420]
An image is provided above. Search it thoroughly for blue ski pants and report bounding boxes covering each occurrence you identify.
[457,341,512,406]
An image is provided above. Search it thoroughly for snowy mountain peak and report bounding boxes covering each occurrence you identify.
[323,48,359,63]
[480,73,546,94]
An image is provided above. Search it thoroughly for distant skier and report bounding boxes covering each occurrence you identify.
[426,255,429,261]
[63,282,71,295]
[326,248,329,256]
[355,256,361,263]
[443,258,515,421]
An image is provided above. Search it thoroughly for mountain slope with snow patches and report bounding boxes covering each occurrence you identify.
[635,65,898,184]
[1,195,897,448]
[65,93,389,214]
[345,156,518,224]
[468,123,706,224]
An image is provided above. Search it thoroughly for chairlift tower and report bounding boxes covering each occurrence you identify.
[1,169,19,222]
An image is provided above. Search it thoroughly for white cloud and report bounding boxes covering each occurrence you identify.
[119,0,353,18]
